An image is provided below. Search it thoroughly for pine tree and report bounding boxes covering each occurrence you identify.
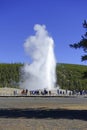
[70,20,87,61]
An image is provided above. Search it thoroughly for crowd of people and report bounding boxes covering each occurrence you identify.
[20,89,51,96]
[13,88,87,96]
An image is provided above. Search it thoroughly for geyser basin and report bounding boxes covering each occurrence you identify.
[20,24,56,90]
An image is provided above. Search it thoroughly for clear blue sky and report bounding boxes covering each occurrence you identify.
[0,0,87,65]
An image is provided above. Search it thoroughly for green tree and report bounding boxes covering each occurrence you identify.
[70,20,87,61]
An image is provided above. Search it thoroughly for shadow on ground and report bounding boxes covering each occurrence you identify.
[0,108,87,121]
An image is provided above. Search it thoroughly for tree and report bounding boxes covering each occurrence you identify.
[70,20,87,61]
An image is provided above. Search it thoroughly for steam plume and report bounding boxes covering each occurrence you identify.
[20,24,56,90]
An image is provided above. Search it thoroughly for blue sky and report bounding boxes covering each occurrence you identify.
[0,0,87,65]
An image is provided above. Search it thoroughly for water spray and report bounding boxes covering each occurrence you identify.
[20,24,56,90]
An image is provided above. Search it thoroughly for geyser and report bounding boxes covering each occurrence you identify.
[20,24,56,90]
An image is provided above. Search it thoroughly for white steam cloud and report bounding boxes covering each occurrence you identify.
[20,24,56,90]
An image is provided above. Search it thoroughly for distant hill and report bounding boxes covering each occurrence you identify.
[56,63,87,90]
[0,63,22,88]
[0,63,87,90]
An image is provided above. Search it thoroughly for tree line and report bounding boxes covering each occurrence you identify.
[0,63,87,91]
[56,63,87,91]
[0,63,22,88]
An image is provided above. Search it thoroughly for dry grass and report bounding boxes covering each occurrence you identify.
[0,91,87,130]
[0,87,21,96]
[0,100,87,130]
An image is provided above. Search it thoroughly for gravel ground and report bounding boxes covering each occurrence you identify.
[0,97,87,130]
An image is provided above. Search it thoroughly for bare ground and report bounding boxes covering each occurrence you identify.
[0,97,87,130]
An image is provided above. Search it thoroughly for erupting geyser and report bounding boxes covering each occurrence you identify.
[20,24,56,90]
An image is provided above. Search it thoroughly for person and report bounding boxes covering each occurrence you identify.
[25,89,28,95]
[13,90,17,96]
[49,90,51,95]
